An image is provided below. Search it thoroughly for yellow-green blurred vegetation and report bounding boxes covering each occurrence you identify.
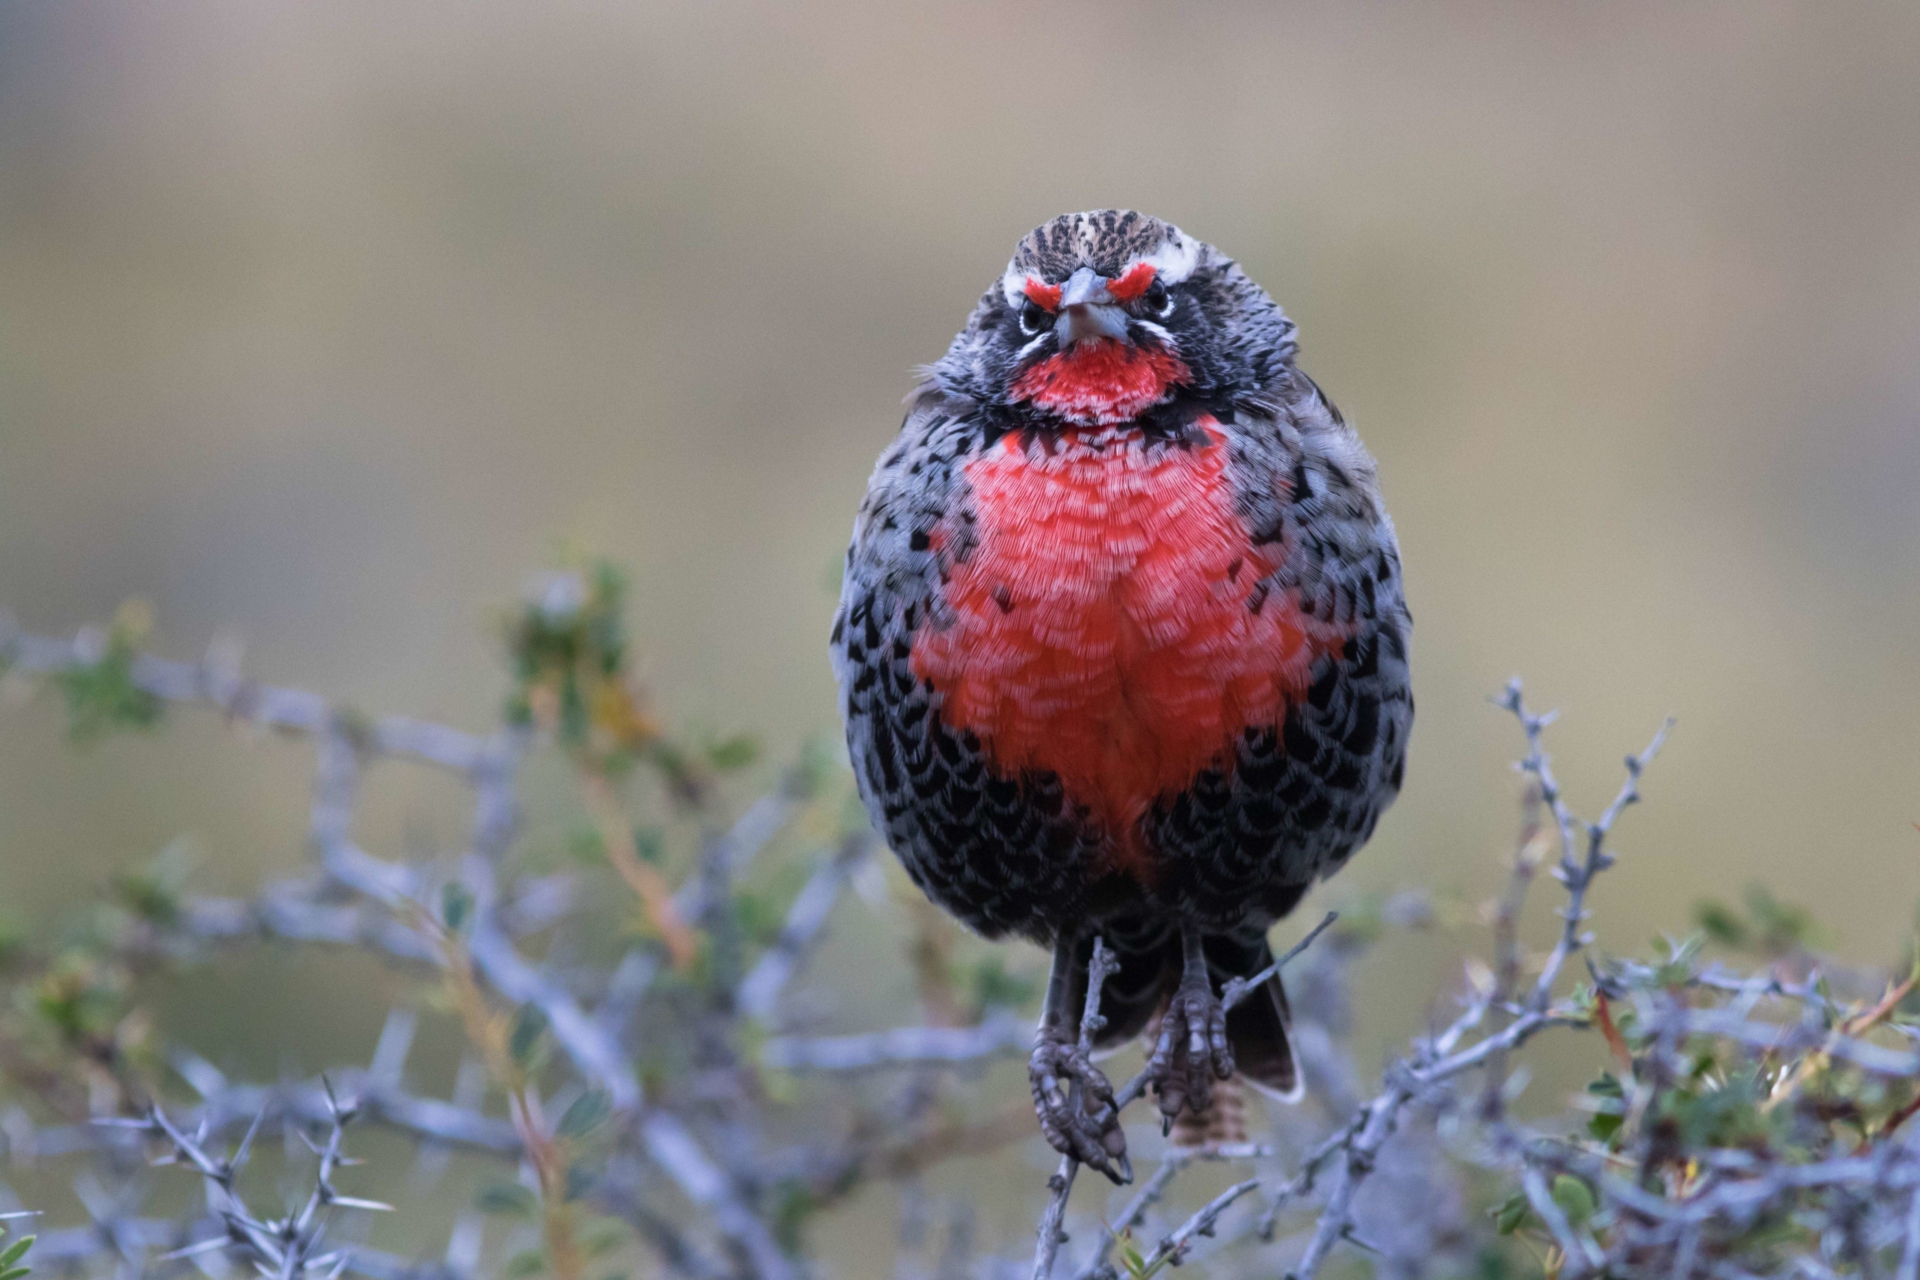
[3,2,1920,1274]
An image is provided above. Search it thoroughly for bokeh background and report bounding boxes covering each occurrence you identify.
[3,0,1919,1265]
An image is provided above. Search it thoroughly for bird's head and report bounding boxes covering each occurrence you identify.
[926,210,1299,428]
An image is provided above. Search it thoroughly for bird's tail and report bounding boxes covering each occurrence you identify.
[1200,931,1303,1105]
[1075,922,1304,1115]
[1168,1071,1249,1147]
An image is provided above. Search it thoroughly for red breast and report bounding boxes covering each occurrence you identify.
[910,417,1331,878]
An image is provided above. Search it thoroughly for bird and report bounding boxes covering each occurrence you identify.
[830,210,1411,1182]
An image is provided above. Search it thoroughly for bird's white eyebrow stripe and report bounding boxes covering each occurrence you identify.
[1001,266,1034,306]
[1132,232,1200,284]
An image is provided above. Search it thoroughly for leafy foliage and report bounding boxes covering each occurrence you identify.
[1694,883,1827,958]
[52,600,162,742]
[0,1213,35,1280]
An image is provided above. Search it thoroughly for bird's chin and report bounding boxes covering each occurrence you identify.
[1008,339,1191,427]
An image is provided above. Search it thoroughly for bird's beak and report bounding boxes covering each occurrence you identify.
[1054,267,1132,347]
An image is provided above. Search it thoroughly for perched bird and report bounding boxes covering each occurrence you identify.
[831,211,1411,1181]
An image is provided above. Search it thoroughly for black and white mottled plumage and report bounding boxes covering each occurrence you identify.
[831,211,1411,1170]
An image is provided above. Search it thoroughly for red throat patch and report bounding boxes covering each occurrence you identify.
[910,420,1328,877]
[1009,339,1189,426]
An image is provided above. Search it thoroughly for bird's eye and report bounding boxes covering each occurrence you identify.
[1143,278,1174,319]
[1018,299,1050,337]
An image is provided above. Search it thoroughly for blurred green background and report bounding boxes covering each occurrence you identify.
[2,0,1919,1259]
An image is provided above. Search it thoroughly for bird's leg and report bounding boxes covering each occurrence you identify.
[1028,933,1131,1184]
[1147,924,1234,1126]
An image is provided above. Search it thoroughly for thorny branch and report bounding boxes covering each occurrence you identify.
[1284,688,1673,1280]
[0,613,838,1280]
[1011,682,1681,1279]
[118,1080,394,1280]
[1031,937,1122,1280]
[1072,1141,1275,1280]
[7,602,1920,1280]
[1027,913,1338,1279]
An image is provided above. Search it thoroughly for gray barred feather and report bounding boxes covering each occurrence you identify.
[831,212,1412,1074]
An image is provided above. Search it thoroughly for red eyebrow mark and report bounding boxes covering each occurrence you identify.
[1023,277,1062,312]
[1106,262,1157,303]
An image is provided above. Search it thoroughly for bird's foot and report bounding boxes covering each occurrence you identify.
[1148,974,1234,1127]
[1029,1029,1131,1184]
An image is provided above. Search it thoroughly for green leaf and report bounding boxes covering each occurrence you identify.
[506,1248,546,1279]
[1585,1071,1627,1141]
[566,825,606,865]
[1551,1175,1596,1226]
[1650,932,1706,986]
[557,1090,612,1140]
[633,827,666,865]
[112,840,197,928]
[1469,1247,1519,1280]
[1491,1192,1531,1236]
[1744,884,1819,955]
[732,888,782,945]
[1694,900,1748,949]
[970,956,1037,1012]
[1,1266,29,1280]
[767,1178,818,1254]
[442,883,474,935]
[0,1235,33,1269]
[476,1183,538,1217]
[509,1003,550,1069]
[559,681,589,748]
[56,607,163,743]
[583,1224,627,1259]
[705,734,760,772]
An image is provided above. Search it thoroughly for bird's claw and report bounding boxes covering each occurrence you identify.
[1029,1033,1131,1184]
[1147,977,1233,1125]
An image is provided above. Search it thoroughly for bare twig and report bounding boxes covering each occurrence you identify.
[1279,689,1672,1278]
[16,615,1916,1280]
[580,767,700,969]
[737,830,876,1021]
[1074,1144,1277,1280]
[1497,680,1673,1015]
[1032,937,1121,1280]
[1897,1185,1920,1280]
[1031,915,1337,1279]
[763,1013,1030,1072]
[1222,911,1341,1011]
[125,1080,392,1280]
[1134,1176,1263,1276]
[1,623,801,1278]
